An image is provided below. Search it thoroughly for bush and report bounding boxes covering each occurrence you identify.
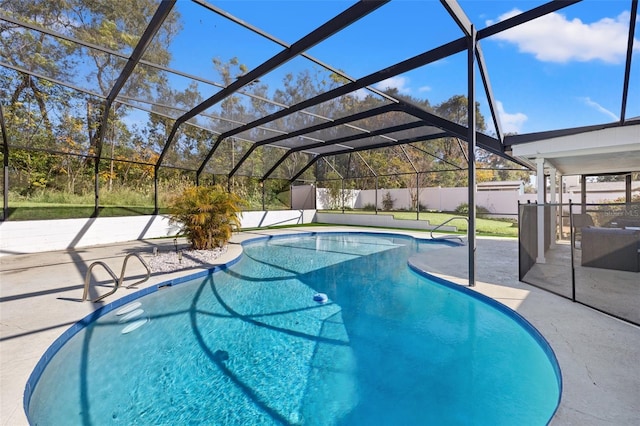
[382,192,395,211]
[454,203,490,216]
[362,203,377,211]
[168,184,242,249]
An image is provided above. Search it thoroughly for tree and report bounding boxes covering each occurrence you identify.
[69,0,181,155]
[0,0,78,138]
[382,191,395,211]
[595,173,640,182]
[0,0,181,200]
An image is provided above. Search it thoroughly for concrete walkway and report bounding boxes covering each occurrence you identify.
[1,227,638,425]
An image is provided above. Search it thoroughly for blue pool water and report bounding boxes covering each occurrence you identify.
[26,233,561,425]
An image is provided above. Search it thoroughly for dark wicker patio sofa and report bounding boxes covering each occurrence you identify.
[581,227,640,272]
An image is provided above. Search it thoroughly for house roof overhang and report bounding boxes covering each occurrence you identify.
[506,120,640,176]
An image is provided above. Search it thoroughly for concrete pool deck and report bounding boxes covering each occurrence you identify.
[1,227,638,425]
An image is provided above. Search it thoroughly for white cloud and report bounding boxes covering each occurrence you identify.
[487,9,635,64]
[418,85,432,93]
[579,97,619,121]
[496,101,527,134]
[374,76,411,94]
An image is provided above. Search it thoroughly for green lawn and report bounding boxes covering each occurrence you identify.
[318,210,519,237]
[4,203,163,221]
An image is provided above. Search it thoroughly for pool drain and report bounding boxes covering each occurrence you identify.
[313,293,328,303]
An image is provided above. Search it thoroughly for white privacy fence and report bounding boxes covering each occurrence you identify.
[315,187,528,216]
[312,184,639,217]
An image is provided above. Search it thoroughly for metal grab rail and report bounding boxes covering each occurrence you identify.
[118,253,151,289]
[82,262,119,302]
[430,216,469,244]
[82,253,151,303]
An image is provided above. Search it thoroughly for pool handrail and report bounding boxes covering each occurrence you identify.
[430,216,468,243]
[82,252,151,302]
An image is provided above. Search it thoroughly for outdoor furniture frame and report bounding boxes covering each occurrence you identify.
[581,227,640,272]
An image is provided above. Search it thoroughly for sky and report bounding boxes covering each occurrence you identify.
[164,0,639,137]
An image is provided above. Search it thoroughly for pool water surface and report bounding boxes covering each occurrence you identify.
[26,233,561,425]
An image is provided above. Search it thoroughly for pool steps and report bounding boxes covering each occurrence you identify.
[116,302,149,334]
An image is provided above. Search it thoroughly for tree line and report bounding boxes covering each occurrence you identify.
[0,0,531,213]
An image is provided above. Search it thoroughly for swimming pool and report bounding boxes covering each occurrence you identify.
[26,232,561,425]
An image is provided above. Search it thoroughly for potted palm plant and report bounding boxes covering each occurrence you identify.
[168,184,242,250]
